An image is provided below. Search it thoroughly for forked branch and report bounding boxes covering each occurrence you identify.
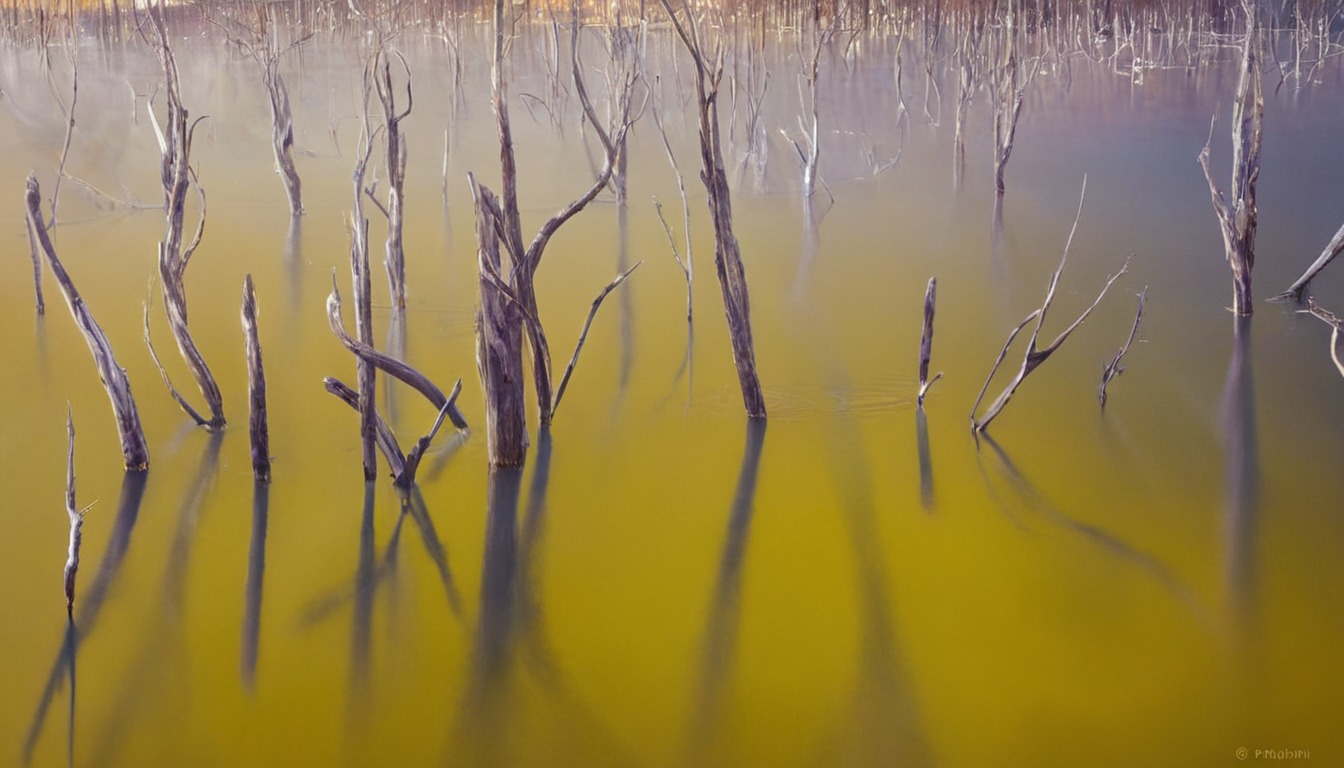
[971,181,1130,433]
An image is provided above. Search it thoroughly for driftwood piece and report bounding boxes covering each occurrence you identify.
[1273,220,1344,303]
[242,275,270,483]
[149,7,225,427]
[1197,0,1262,316]
[1099,287,1148,407]
[63,406,94,617]
[970,182,1130,433]
[659,0,767,419]
[25,174,149,471]
[326,276,468,430]
[917,277,942,406]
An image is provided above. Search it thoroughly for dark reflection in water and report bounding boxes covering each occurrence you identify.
[977,432,1201,613]
[284,213,302,319]
[915,407,935,511]
[34,315,50,385]
[23,470,148,766]
[451,431,625,765]
[820,411,933,768]
[88,433,222,766]
[240,480,269,692]
[792,197,824,302]
[615,198,633,410]
[349,481,377,703]
[62,619,76,768]
[687,419,766,761]
[405,485,464,620]
[455,464,524,764]
[1221,315,1258,636]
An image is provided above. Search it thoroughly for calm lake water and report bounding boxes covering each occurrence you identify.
[2,21,1343,768]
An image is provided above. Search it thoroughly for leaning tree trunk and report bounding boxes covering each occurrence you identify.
[25,175,150,471]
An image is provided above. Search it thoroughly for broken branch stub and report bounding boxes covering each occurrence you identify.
[64,406,94,617]
[917,277,942,407]
[25,174,149,471]
[242,275,270,483]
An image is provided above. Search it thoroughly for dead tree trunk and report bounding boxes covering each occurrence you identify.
[1274,219,1344,303]
[990,4,1036,198]
[213,6,309,214]
[148,7,225,428]
[470,175,528,467]
[660,0,767,419]
[241,275,270,483]
[475,0,640,431]
[373,48,412,310]
[1198,0,1262,317]
[25,174,149,471]
[351,79,379,480]
[917,277,941,406]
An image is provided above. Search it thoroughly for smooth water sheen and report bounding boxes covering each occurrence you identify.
[2,28,1343,768]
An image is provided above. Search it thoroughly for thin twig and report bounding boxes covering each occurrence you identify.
[552,260,643,416]
[1099,287,1148,407]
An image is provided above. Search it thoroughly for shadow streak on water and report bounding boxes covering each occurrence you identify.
[404,485,465,620]
[1221,315,1258,638]
[615,199,633,412]
[23,471,148,766]
[285,213,302,323]
[349,481,377,704]
[820,412,933,767]
[453,463,524,765]
[686,419,766,761]
[915,407,935,511]
[83,432,222,766]
[977,432,1204,615]
[240,480,269,693]
[451,431,626,765]
[63,619,76,768]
